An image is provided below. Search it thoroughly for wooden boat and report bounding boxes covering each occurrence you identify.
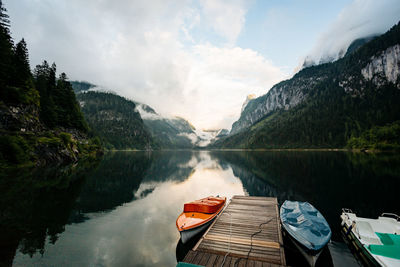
[176,196,226,244]
[341,209,400,266]
[280,200,331,267]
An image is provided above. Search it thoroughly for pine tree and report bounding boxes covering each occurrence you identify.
[56,72,88,131]
[0,0,10,33]
[34,61,57,127]
[13,38,31,86]
[0,0,14,87]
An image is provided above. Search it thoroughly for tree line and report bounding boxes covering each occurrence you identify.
[0,0,87,131]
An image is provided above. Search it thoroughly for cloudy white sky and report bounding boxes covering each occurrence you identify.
[5,0,400,129]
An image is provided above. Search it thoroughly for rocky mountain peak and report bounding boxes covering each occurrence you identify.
[241,94,256,113]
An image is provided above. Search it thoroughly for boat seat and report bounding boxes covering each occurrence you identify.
[356,221,382,245]
[184,197,224,214]
[368,233,400,260]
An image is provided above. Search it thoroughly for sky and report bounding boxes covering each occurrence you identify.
[5,0,400,130]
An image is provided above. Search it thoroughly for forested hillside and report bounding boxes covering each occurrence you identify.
[71,83,200,149]
[77,91,155,150]
[0,1,101,166]
[215,21,400,150]
[70,81,96,94]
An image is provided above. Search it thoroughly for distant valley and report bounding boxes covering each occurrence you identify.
[72,21,400,151]
[72,84,229,150]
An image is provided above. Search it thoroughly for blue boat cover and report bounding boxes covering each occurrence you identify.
[280,201,331,251]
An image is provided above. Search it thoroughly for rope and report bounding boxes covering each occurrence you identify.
[234,217,274,267]
[220,206,233,267]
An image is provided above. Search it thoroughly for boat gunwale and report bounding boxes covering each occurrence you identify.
[280,201,331,252]
[340,211,400,266]
[340,218,381,267]
[281,224,326,256]
[176,197,226,232]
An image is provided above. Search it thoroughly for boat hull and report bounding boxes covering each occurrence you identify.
[180,218,214,244]
[283,226,324,267]
[340,221,380,266]
[280,201,331,267]
[176,196,226,244]
[340,211,400,267]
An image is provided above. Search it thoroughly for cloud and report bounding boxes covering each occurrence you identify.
[134,104,162,120]
[182,44,285,129]
[5,0,284,130]
[302,0,400,67]
[199,0,249,44]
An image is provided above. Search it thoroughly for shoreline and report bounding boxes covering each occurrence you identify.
[103,148,395,153]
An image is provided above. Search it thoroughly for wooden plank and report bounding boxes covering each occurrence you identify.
[197,244,282,261]
[192,251,206,265]
[198,242,281,256]
[192,201,228,251]
[197,251,211,266]
[183,250,197,263]
[232,195,276,201]
[198,244,281,258]
[205,254,218,267]
[217,255,232,267]
[229,257,239,267]
[182,196,286,266]
[207,231,278,240]
[204,234,280,249]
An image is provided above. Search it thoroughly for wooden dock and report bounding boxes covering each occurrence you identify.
[182,195,286,266]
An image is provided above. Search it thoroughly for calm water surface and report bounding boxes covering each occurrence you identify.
[1,151,399,266]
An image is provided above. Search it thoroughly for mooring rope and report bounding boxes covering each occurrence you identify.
[233,217,274,267]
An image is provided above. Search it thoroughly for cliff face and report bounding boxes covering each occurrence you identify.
[231,30,400,137]
[231,75,327,135]
[216,21,400,149]
[0,100,100,166]
[361,44,400,87]
[0,102,42,133]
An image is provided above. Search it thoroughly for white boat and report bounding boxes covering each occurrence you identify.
[341,209,400,267]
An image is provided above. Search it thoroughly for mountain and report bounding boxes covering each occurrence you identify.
[70,81,96,94]
[134,102,196,148]
[344,36,377,56]
[302,35,378,68]
[241,94,256,113]
[216,21,400,150]
[0,2,101,166]
[195,129,229,147]
[135,102,230,148]
[71,85,200,149]
[76,91,155,150]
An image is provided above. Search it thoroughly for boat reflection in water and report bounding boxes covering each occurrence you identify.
[2,151,400,266]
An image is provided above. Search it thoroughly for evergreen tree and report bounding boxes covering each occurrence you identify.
[33,61,88,131]
[34,61,57,127]
[55,72,88,130]
[0,0,10,28]
[0,0,13,87]
[13,38,31,86]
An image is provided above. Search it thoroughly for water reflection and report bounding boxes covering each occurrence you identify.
[214,151,400,239]
[1,151,399,267]
[0,161,99,266]
[9,151,245,266]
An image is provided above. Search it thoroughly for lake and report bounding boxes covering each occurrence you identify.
[1,151,399,266]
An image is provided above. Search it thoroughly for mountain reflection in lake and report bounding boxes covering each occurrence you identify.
[2,151,400,267]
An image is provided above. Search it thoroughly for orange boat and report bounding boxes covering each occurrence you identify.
[176,196,226,243]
